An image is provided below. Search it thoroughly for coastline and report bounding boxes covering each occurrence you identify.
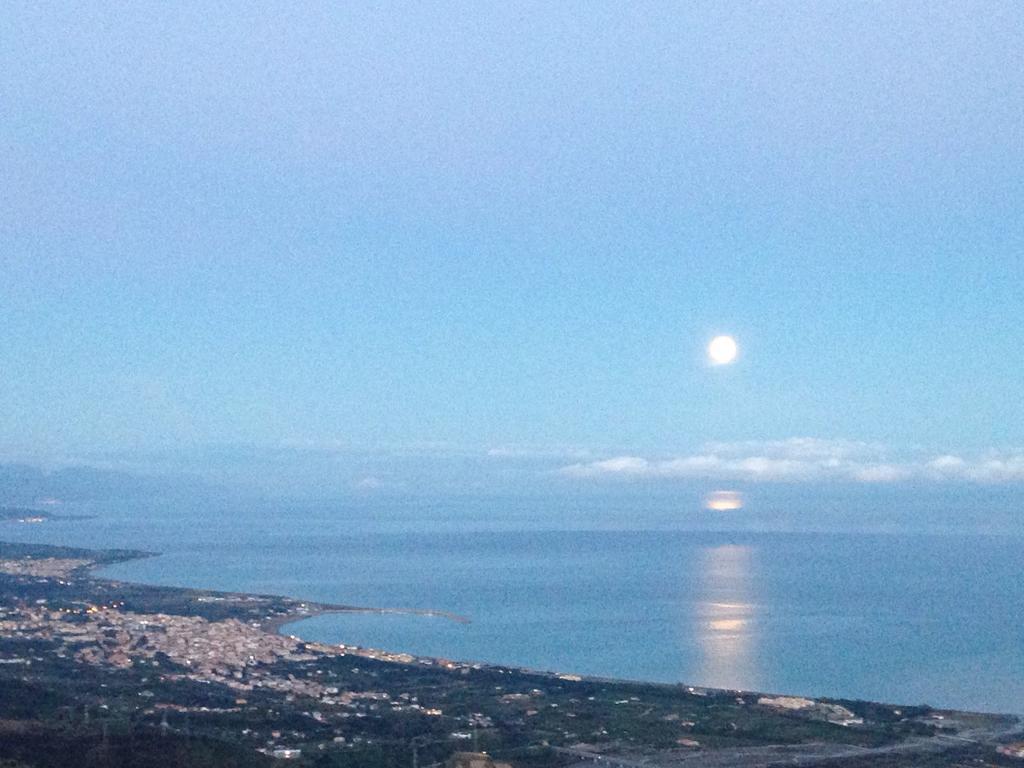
[93,548,1018,717]
[5,538,1021,718]
[3,532,1024,768]
[268,604,471,636]
[84,546,473,634]
[6,537,1023,768]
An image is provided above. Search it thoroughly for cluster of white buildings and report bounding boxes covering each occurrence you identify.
[756,696,864,726]
[0,599,483,722]
[998,742,1024,759]
[0,557,92,578]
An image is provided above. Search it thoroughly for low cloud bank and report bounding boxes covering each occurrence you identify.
[557,438,1024,484]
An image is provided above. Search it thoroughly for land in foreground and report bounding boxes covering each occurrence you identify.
[0,539,1019,768]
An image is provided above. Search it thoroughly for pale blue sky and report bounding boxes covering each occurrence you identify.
[2,2,1023,491]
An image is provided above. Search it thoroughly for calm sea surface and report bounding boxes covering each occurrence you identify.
[4,496,1022,714]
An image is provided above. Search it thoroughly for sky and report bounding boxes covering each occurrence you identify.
[2,2,1024,497]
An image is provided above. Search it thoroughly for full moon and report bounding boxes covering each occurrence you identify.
[708,335,738,365]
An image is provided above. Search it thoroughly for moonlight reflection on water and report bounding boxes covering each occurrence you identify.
[696,544,759,691]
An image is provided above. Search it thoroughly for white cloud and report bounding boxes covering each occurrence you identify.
[924,453,1024,482]
[964,456,1024,483]
[557,438,1024,485]
[927,454,968,474]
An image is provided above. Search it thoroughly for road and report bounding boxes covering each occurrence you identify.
[554,714,1022,768]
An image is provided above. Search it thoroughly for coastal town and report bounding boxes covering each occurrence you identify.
[0,540,1020,768]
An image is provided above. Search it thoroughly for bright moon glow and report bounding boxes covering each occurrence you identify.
[704,490,744,511]
[708,335,738,365]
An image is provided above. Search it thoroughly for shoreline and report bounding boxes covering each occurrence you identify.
[84,547,473,633]
[6,538,1023,719]
[268,604,471,636]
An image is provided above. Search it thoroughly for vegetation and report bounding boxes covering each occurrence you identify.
[0,541,1017,768]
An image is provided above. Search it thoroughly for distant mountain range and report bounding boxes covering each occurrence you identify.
[0,462,214,507]
[0,505,93,523]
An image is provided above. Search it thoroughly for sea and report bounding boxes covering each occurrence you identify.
[3,493,1022,715]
